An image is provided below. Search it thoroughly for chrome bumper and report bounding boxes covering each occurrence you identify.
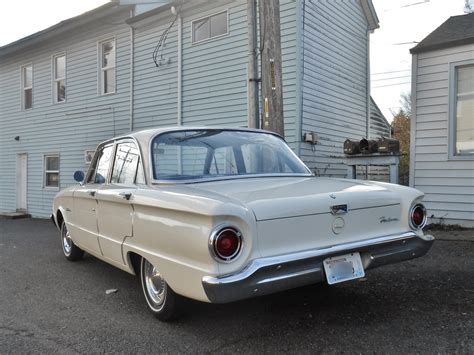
[202,232,434,303]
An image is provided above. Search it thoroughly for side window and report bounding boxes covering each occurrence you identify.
[111,142,142,184]
[87,145,114,184]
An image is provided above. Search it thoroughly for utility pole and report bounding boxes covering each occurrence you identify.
[259,0,284,137]
[247,0,259,129]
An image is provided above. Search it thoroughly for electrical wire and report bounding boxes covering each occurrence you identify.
[372,81,411,89]
[372,69,411,75]
[152,2,182,68]
[372,75,411,82]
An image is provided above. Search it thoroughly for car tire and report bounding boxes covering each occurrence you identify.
[140,257,181,321]
[60,221,84,261]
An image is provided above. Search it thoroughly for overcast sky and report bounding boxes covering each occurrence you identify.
[0,0,469,121]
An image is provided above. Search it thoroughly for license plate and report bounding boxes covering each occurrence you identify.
[323,252,365,285]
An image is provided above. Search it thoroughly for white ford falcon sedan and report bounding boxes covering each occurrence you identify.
[52,127,434,321]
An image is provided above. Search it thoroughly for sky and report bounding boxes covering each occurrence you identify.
[0,0,469,121]
[370,0,467,120]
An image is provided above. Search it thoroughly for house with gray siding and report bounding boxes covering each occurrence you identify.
[410,12,474,227]
[0,0,381,218]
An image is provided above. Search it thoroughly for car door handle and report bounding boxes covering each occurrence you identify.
[88,191,96,197]
[119,192,132,201]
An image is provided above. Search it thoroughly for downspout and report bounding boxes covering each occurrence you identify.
[177,13,182,126]
[365,27,371,180]
[366,27,371,139]
[129,9,135,132]
[177,11,183,174]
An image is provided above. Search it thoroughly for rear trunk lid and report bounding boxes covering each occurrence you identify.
[193,177,404,257]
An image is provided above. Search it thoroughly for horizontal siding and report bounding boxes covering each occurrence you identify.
[300,0,369,177]
[412,43,474,225]
[0,1,300,217]
[0,9,133,217]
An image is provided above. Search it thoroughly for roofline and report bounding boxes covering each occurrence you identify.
[410,37,474,54]
[126,0,180,25]
[0,1,133,58]
[126,0,217,26]
[360,0,380,31]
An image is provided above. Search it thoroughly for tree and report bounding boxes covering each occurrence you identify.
[400,92,412,118]
[391,109,410,185]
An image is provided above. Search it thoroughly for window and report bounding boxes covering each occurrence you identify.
[151,130,310,181]
[44,155,59,188]
[453,64,474,156]
[22,65,33,109]
[87,145,114,184]
[53,54,66,103]
[99,39,116,94]
[192,11,228,44]
[111,142,143,184]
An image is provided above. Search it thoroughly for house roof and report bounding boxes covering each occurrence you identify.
[0,1,133,59]
[410,12,474,54]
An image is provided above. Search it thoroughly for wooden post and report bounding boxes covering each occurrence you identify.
[259,0,284,137]
[247,0,259,129]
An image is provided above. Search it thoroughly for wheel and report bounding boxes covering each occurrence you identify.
[60,221,84,261]
[140,257,181,321]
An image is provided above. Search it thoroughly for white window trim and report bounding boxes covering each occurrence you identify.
[98,38,116,96]
[52,53,67,104]
[448,59,474,161]
[21,64,33,110]
[43,154,60,190]
[191,10,229,45]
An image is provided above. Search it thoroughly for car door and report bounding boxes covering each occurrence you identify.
[96,140,145,265]
[72,143,114,254]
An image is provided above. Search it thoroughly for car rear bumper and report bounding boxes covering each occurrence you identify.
[202,232,434,303]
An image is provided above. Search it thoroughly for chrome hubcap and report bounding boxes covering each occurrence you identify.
[62,227,72,255]
[144,260,166,307]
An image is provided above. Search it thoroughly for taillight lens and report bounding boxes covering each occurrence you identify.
[210,228,242,262]
[410,204,427,229]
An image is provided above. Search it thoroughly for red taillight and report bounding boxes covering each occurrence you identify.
[410,204,426,229]
[211,228,242,262]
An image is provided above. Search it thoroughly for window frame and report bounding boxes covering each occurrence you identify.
[448,59,474,161]
[86,143,115,185]
[52,53,66,104]
[98,38,116,96]
[21,64,33,110]
[110,140,145,185]
[191,10,229,45]
[85,137,146,185]
[43,154,60,190]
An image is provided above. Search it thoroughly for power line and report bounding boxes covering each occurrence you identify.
[372,81,411,89]
[372,69,411,76]
[372,75,411,82]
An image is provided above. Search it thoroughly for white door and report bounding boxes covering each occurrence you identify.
[16,153,27,211]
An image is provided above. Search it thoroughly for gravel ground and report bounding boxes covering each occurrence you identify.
[0,218,473,353]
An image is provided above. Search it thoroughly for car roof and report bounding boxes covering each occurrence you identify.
[111,126,282,145]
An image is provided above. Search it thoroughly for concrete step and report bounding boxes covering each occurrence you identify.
[0,212,32,220]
